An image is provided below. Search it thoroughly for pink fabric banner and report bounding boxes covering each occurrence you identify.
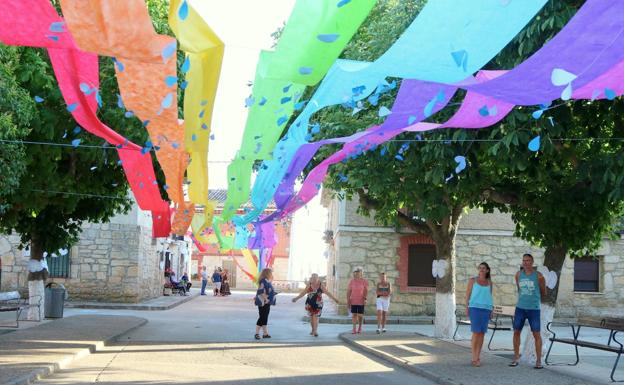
[0,0,171,236]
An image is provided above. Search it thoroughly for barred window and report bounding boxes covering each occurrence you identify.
[408,244,436,287]
[574,256,600,292]
[46,249,71,278]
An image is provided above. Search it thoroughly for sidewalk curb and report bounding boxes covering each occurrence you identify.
[4,318,147,385]
[308,316,434,325]
[339,333,456,385]
[66,293,197,311]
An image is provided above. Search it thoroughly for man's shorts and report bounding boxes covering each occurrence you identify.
[350,305,365,314]
[376,297,390,312]
[513,307,541,332]
[214,282,222,290]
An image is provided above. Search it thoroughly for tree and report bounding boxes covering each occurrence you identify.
[0,46,31,212]
[304,0,624,339]
[0,0,173,315]
[478,97,624,360]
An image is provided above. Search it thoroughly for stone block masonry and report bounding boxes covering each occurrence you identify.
[0,221,160,303]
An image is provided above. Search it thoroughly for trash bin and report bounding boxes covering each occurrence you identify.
[45,282,66,318]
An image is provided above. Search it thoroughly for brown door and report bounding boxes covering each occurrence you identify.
[223,260,237,288]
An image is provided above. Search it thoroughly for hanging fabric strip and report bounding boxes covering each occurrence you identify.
[60,0,192,235]
[0,0,171,236]
[168,0,224,220]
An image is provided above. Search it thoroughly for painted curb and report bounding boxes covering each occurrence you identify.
[66,293,197,311]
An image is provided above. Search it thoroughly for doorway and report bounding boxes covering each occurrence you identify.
[222,260,237,288]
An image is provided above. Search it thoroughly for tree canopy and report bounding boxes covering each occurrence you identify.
[304,0,624,308]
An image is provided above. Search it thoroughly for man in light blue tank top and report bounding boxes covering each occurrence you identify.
[509,253,546,369]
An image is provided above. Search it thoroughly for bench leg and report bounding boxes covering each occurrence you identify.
[15,308,22,328]
[487,327,497,350]
[486,327,513,351]
[612,352,622,382]
[452,323,460,341]
[545,340,580,366]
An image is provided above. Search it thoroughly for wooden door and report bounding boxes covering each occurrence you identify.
[223,260,237,288]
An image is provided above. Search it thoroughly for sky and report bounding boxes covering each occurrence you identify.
[190,0,329,279]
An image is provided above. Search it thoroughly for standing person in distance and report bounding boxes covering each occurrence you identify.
[221,268,231,296]
[465,262,494,367]
[375,272,392,334]
[292,273,340,337]
[200,266,208,295]
[347,267,368,334]
[254,268,277,340]
[509,253,546,369]
[212,268,222,296]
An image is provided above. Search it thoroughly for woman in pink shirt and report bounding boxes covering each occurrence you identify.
[347,267,368,334]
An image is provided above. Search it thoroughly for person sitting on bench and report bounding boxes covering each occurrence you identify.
[168,272,187,295]
[180,272,192,292]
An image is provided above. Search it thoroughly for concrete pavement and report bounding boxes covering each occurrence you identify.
[0,315,146,385]
[341,331,604,385]
[30,292,437,385]
[1,291,620,384]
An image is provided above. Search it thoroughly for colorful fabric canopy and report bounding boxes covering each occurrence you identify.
[0,0,171,236]
[234,0,548,240]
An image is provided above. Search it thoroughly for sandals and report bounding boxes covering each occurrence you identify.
[534,363,544,369]
[508,360,519,367]
[254,334,261,340]
[262,334,271,339]
[471,360,481,367]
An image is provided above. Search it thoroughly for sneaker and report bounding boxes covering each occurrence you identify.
[376,329,381,334]
[254,334,261,340]
[382,328,387,333]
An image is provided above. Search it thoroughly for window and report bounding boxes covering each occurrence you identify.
[407,244,436,287]
[46,249,71,278]
[574,256,600,292]
[397,234,436,292]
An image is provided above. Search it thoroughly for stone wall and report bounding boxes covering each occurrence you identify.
[0,221,161,303]
[137,225,161,301]
[0,234,26,294]
[327,197,624,318]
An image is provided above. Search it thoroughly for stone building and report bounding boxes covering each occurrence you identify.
[0,202,183,302]
[191,189,293,290]
[322,191,624,318]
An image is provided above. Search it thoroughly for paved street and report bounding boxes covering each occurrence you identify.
[0,290,616,384]
[32,291,436,385]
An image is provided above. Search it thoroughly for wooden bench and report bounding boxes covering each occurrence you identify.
[545,316,624,382]
[0,291,42,328]
[453,305,515,350]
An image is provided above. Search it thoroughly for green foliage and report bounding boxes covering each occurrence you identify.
[0,46,31,209]
[0,0,174,255]
[308,0,624,258]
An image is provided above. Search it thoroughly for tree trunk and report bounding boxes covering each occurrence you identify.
[431,231,457,338]
[27,237,47,321]
[521,245,567,364]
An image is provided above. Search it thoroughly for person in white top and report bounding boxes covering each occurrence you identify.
[375,272,392,334]
[200,266,208,295]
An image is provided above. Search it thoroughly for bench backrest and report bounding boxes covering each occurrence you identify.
[493,305,515,317]
[578,316,624,331]
[0,291,20,301]
[601,317,624,332]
